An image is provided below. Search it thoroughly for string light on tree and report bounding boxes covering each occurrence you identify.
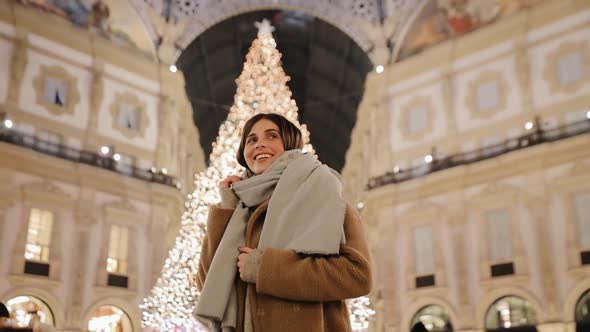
[140,19,373,331]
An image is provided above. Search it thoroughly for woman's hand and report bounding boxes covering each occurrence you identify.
[237,247,253,279]
[220,175,242,188]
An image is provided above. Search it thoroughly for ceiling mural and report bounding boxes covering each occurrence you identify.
[395,0,544,61]
[13,0,546,65]
[15,0,426,65]
[14,0,157,58]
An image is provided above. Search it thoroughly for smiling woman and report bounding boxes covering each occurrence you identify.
[237,113,303,175]
[175,9,372,171]
[242,119,285,174]
[194,113,372,331]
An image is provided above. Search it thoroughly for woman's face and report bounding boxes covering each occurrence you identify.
[244,118,285,174]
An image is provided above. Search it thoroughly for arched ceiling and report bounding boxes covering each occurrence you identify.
[176,10,373,171]
[103,0,156,56]
[124,0,421,171]
[19,1,543,171]
[131,0,423,65]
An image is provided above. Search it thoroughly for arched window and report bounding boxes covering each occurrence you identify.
[410,305,453,332]
[575,289,590,332]
[5,295,55,328]
[484,296,537,332]
[88,305,132,332]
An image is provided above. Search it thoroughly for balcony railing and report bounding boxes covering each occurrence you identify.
[367,118,590,190]
[0,127,179,189]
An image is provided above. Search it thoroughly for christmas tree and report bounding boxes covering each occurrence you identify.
[140,19,373,331]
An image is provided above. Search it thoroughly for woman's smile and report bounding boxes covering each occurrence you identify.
[244,119,285,174]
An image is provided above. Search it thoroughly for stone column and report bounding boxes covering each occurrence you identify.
[6,28,28,112]
[65,217,93,330]
[526,195,559,320]
[514,35,533,116]
[441,67,459,153]
[449,209,475,328]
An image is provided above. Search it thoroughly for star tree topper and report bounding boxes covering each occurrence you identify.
[255,18,276,36]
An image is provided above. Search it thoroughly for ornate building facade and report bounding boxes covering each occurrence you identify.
[343,0,590,331]
[0,2,205,331]
[1,0,589,331]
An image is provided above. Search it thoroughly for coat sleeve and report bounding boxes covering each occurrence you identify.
[255,204,372,302]
[196,205,235,290]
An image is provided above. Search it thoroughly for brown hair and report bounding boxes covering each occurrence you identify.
[237,113,304,171]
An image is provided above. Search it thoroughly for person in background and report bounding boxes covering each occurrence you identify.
[0,302,10,328]
[28,311,55,332]
[411,321,429,332]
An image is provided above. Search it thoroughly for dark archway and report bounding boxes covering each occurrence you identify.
[5,295,55,328]
[575,289,590,332]
[177,10,372,171]
[484,296,537,332]
[410,304,453,332]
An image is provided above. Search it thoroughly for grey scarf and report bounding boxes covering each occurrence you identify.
[194,150,346,331]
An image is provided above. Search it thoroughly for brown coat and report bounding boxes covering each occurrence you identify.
[197,200,372,332]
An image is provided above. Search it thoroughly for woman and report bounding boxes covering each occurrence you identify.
[195,113,372,332]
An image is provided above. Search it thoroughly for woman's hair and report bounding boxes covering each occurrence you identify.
[237,113,303,171]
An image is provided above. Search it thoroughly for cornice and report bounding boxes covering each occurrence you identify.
[366,134,590,207]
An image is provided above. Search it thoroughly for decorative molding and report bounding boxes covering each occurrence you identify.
[543,40,590,94]
[20,180,73,209]
[104,199,139,214]
[21,180,70,198]
[32,64,81,116]
[469,182,522,206]
[88,66,104,129]
[103,199,145,227]
[0,196,15,210]
[7,109,86,138]
[514,36,533,114]
[5,273,61,289]
[108,92,149,139]
[156,95,178,173]
[399,200,442,220]
[397,95,435,141]
[565,160,590,178]
[85,131,155,161]
[465,70,508,120]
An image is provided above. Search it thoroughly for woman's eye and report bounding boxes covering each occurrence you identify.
[247,137,256,144]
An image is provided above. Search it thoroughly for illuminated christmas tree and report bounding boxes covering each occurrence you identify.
[141,19,373,331]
